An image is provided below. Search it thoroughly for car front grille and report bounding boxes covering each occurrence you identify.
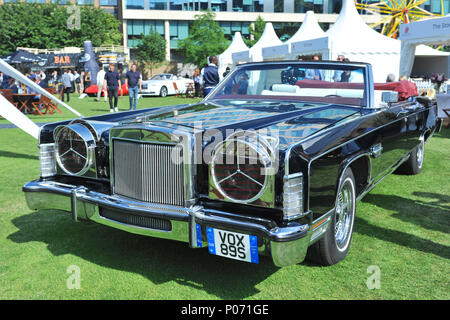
[112,139,185,206]
[100,207,172,231]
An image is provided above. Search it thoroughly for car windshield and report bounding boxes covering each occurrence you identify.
[209,62,367,107]
[150,74,171,80]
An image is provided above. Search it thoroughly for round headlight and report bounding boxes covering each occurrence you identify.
[54,124,96,176]
[211,132,274,204]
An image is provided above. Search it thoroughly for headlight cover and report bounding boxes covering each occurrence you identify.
[210,131,276,206]
[54,124,96,176]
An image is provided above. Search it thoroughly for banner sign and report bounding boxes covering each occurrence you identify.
[262,44,289,58]
[291,36,330,54]
[232,50,250,62]
[399,16,450,41]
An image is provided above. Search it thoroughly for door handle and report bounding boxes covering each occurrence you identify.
[396,109,410,117]
[370,143,383,158]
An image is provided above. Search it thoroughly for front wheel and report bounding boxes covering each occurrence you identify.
[307,168,356,266]
[160,86,168,97]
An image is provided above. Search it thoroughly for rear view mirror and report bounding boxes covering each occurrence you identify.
[381,91,399,104]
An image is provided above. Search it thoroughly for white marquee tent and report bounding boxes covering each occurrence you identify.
[232,22,283,65]
[399,15,450,77]
[262,10,325,61]
[257,0,448,82]
[286,10,325,45]
[218,32,249,78]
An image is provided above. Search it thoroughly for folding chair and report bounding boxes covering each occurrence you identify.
[35,95,62,115]
[173,82,182,98]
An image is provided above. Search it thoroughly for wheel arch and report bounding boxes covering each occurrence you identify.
[337,153,371,200]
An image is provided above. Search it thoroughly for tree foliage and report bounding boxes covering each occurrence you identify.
[178,10,229,68]
[135,28,166,77]
[0,3,122,56]
[244,16,266,47]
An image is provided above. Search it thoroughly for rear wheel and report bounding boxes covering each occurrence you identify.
[307,168,356,266]
[395,141,424,175]
[160,86,168,97]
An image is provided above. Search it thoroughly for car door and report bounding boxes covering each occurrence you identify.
[368,101,414,183]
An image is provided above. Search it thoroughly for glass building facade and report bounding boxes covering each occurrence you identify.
[127,19,165,47]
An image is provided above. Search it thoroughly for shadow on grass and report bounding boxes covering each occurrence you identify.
[354,217,450,260]
[362,192,450,234]
[0,150,38,160]
[8,210,279,299]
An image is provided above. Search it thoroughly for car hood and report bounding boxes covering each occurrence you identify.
[130,100,361,149]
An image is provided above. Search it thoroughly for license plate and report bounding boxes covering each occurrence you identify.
[206,227,259,264]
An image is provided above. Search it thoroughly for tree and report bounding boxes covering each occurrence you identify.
[178,10,228,68]
[135,28,166,77]
[244,16,266,47]
[0,3,122,56]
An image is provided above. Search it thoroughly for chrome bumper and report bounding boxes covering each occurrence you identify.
[23,180,311,267]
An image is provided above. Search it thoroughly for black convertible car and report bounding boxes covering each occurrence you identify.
[23,61,441,267]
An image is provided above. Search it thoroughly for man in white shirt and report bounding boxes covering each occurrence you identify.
[96,67,107,102]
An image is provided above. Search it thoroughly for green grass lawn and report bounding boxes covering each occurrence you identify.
[0,95,449,299]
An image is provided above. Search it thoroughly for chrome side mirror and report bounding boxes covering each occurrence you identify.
[381,91,399,104]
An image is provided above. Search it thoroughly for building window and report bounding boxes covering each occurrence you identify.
[170,0,183,10]
[126,0,145,9]
[102,7,118,17]
[219,21,251,41]
[170,20,190,49]
[294,0,323,13]
[100,0,118,5]
[149,0,167,9]
[127,20,165,48]
[274,0,284,12]
[273,22,301,41]
[422,0,449,14]
[76,0,94,4]
[232,0,264,12]
[211,0,227,11]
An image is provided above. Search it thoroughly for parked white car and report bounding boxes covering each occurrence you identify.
[140,73,194,97]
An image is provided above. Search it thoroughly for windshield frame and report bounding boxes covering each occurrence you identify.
[205,61,374,108]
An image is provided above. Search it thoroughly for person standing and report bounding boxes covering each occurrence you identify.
[193,68,201,97]
[61,70,72,102]
[68,69,74,91]
[202,55,219,97]
[39,70,46,82]
[79,71,85,93]
[124,63,142,111]
[84,71,91,89]
[96,67,107,102]
[73,70,81,94]
[103,63,121,112]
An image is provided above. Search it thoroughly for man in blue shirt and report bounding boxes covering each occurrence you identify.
[202,55,219,97]
[125,63,142,111]
[102,63,121,112]
[305,55,324,81]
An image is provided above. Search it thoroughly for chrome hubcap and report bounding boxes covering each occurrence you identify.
[335,180,354,251]
[417,142,424,168]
